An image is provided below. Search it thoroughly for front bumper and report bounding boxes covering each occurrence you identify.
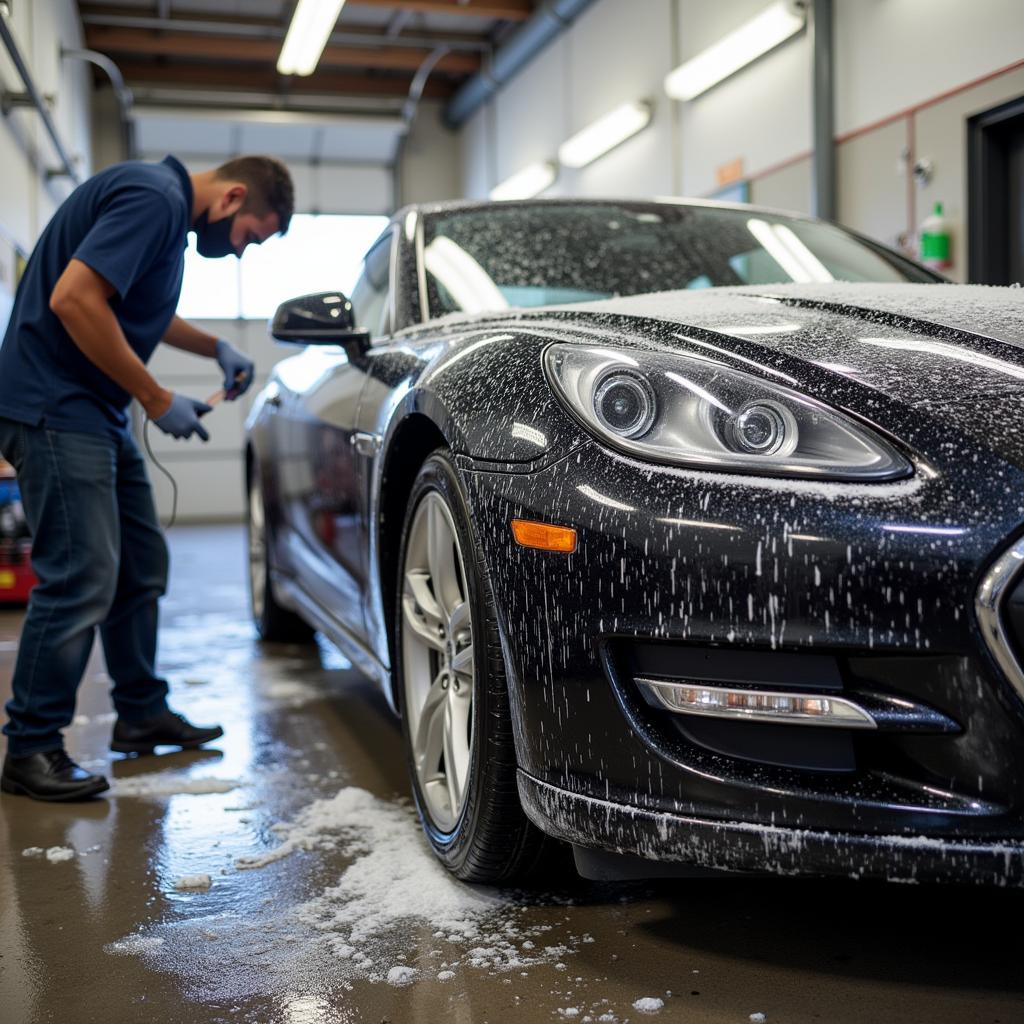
[519,773,1024,886]
[465,441,1024,881]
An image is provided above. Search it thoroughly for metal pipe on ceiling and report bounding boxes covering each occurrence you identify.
[443,0,597,129]
[0,11,81,183]
[62,48,136,160]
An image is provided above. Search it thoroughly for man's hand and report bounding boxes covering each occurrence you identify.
[215,339,255,399]
[152,393,213,442]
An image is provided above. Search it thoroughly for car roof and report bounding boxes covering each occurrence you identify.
[392,195,824,227]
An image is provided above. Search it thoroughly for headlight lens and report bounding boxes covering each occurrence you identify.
[593,371,657,438]
[544,344,912,480]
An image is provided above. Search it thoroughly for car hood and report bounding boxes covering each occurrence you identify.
[568,282,1024,349]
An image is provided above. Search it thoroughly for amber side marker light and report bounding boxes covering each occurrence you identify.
[511,519,578,553]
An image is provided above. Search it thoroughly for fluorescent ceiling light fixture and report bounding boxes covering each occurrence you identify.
[558,101,652,169]
[489,161,557,201]
[664,1,806,101]
[278,0,346,77]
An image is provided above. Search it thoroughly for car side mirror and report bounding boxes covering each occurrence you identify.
[271,292,371,359]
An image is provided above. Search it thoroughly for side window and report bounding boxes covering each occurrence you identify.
[350,231,392,339]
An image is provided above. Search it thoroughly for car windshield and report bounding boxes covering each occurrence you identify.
[422,202,936,318]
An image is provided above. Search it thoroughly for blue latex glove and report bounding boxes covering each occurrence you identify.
[153,394,212,442]
[215,339,255,399]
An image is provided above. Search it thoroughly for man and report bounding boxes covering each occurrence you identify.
[0,154,294,801]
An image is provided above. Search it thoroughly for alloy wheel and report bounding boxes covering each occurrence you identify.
[248,477,267,622]
[401,491,475,833]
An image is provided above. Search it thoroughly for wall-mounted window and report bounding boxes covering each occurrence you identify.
[176,213,390,320]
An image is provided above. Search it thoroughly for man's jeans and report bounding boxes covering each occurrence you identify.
[0,417,170,756]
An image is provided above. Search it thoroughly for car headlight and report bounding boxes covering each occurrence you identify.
[544,344,912,481]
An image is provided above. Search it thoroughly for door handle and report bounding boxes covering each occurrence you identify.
[351,432,382,457]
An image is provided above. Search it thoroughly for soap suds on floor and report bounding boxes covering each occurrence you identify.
[106,935,166,956]
[173,874,212,890]
[236,787,506,948]
[386,965,417,986]
[633,996,664,1013]
[112,785,601,995]
[24,845,100,862]
[113,773,239,797]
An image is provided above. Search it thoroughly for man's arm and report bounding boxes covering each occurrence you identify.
[162,315,218,358]
[50,259,172,419]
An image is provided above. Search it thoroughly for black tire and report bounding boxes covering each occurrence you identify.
[395,451,549,883]
[247,462,315,644]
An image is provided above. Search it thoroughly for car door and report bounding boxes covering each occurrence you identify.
[280,228,394,647]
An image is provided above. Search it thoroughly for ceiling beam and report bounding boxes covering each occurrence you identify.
[77,6,492,50]
[346,0,532,19]
[110,61,457,99]
[84,26,480,73]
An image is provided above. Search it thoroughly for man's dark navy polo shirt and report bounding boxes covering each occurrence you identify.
[0,156,193,439]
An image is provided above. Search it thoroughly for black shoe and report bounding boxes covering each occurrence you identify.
[111,709,224,755]
[1,749,110,802]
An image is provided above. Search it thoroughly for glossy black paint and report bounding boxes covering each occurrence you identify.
[246,199,1024,883]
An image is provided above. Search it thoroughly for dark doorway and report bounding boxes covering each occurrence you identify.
[968,95,1024,285]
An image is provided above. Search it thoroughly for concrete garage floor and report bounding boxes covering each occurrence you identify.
[1,525,1023,1024]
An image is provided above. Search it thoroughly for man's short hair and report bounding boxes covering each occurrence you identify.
[214,156,295,235]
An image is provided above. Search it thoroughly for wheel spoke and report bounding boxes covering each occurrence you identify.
[444,685,473,812]
[442,696,462,815]
[450,642,474,678]
[427,499,463,618]
[405,569,445,627]
[415,671,448,775]
[249,486,266,619]
[448,600,470,636]
[403,572,445,652]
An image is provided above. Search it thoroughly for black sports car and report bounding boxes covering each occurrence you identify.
[245,198,1024,887]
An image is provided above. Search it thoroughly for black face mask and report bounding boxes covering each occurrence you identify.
[193,208,238,259]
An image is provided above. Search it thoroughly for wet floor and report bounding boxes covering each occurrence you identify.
[1,524,1022,1024]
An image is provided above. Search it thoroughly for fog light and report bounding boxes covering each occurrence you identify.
[636,678,876,729]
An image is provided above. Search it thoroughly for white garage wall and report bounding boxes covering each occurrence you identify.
[834,0,1024,135]
[398,100,463,207]
[565,0,677,198]
[458,0,1024,240]
[494,33,569,193]
[0,1,91,320]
